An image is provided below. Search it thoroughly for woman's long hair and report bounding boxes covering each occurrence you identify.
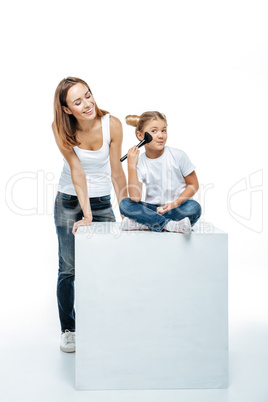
[53,77,108,149]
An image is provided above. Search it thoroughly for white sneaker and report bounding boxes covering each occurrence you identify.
[60,330,75,353]
[165,217,191,234]
[121,217,148,231]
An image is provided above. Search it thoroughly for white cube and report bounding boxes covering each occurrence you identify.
[75,222,228,390]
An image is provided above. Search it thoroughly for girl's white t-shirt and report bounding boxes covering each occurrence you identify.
[136,146,196,205]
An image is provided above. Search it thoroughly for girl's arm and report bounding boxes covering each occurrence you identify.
[159,171,199,213]
[52,123,92,234]
[127,146,143,202]
[177,171,199,205]
[109,116,128,206]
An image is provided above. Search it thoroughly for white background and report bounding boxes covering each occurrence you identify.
[1,1,268,401]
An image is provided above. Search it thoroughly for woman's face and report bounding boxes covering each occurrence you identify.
[137,119,167,153]
[63,83,96,121]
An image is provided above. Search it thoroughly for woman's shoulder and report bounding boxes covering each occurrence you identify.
[109,115,122,129]
[109,115,123,141]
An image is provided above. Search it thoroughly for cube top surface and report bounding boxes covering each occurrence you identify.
[76,221,226,238]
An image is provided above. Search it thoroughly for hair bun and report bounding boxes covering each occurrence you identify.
[125,115,140,127]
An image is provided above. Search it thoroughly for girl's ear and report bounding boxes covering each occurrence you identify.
[62,106,72,115]
[136,131,144,142]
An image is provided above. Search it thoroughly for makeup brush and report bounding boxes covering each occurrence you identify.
[120,132,153,162]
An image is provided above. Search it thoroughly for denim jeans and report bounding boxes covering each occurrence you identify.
[119,198,201,232]
[54,192,116,332]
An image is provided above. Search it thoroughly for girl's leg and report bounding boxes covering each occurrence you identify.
[162,200,202,226]
[54,192,83,333]
[119,198,170,232]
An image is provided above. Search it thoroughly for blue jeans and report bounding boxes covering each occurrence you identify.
[119,198,201,232]
[54,192,115,332]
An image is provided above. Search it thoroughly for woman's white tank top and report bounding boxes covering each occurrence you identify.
[58,114,112,197]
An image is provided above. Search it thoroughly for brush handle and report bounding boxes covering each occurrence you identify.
[120,139,146,162]
[120,133,151,162]
[120,154,128,162]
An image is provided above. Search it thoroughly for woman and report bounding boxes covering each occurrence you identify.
[53,77,127,352]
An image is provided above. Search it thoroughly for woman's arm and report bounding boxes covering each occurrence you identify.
[127,146,143,202]
[52,122,92,234]
[109,116,128,206]
[159,171,199,213]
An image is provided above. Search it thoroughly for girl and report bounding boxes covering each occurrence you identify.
[53,77,127,352]
[119,111,201,233]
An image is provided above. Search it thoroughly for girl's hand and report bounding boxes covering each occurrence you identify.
[72,215,93,235]
[158,201,178,214]
[127,146,140,168]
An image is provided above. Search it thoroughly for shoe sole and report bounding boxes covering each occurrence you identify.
[60,346,76,353]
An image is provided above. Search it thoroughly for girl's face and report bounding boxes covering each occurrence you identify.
[137,119,167,155]
[63,83,96,121]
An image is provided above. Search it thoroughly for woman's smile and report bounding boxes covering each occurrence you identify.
[83,106,94,115]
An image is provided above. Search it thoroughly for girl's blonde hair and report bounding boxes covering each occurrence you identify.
[53,77,108,150]
[125,111,167,137]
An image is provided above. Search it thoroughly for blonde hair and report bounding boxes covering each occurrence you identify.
[53,77,108,150]
[126,111,167,137]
